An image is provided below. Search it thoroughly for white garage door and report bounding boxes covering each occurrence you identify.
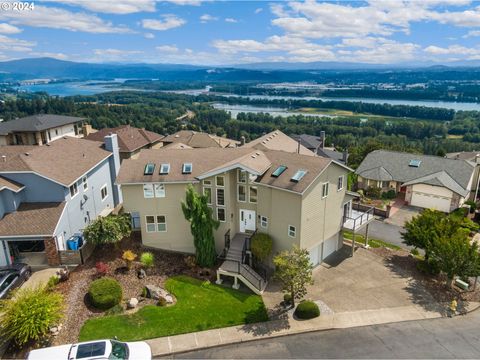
[322,237,337,260]
[309,244,320,267]
[410,191,451,212]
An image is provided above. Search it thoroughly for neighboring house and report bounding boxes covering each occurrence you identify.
[446,151,480,162]
[162,130,240,148]
[242,130,315,156]
[0,135,122,268]
[117,145,361,293]
[84,124,163,161]
[356,150,478,213]
[0,114,85,146]
[290,131,349,164]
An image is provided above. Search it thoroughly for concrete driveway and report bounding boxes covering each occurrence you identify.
[385,205,421,227]
[263,246,439,314]
[360,219,412,250]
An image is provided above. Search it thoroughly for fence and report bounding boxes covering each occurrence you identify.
[58,241,95,265]
[352,202,391,218]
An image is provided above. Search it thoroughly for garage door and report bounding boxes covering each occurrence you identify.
[309,244,320,267]
[322,237,337,260]
[410,191,451,212]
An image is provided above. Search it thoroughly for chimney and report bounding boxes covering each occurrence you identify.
[320,131,326,149]
[297,139,301,154]
[104,133,122,206]
[342,149,348,165]
[82,124,95,137]
[240,136,246,146]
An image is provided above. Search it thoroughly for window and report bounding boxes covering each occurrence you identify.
[70,182,78,198]
[249,186,257,203]
[100,185,108,201]
[203,187,212,204]
[291,170,307,182]
[159,163,170,175]
[288,225,296,238]
[154,184,165,197]
[261,216,268,228]
[203,179,212,186]
[144,163,155,175]
[381,181,389,188]
[238,169,247,183]
[216,175,224,187]
[182,163,192,174]
[337,176,344,191]
[271,165,287,177]
[143,184,154,198]
[216,188,225,206]
[146,215,166,232]
[322,182,329,198]
[217,208,226,222]
[238,184,246,202]
[82,176,88,191]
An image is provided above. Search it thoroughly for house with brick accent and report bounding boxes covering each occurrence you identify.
[0,134,121,268]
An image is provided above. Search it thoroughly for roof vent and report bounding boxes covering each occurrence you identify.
[409,159,422,167]
[24,152,30,156]
[175,135,180,138]
[255,152,260,156]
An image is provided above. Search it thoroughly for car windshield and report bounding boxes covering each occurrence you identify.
[109,340,129,360]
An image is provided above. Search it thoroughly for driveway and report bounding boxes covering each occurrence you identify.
[263,246,439,314]
[361,219,412,250]
[385,205,421,227]
[21,268,61,290]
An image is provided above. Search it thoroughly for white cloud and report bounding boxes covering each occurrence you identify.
[0,5,131,33]
[30,52,68,60]
[225,18,238,23]
[162,0,203,5]
[424,44,480,59]
[141,15,186,31]
[94,48,142,56]
[144,32,155,39]
[0,23,21,34]
[47,0,156,14]
[200,14,218,23]
[0,35,35,52]
[93,48,143,61]
[463,30,480,38]
[254,8,263,14]
[156,45,179,53]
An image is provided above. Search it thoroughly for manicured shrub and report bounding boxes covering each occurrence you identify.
[294,300,320,320]
[88,277,122,310]
[46,275,60,291]
[95,261,109,276]
[251,232,273,262]
[140,252,154,268]
[283,293,292,305]
[0,286,63,346]
[381,189,396,200]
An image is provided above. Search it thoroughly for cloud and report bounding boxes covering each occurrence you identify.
[93,48,143,61]
[141,15,186,31]
[144,32,155,39]
[225,18,238,23]
[30,52,68,60]
[200,14,218,23]
[424,44,480,59]
[254,8,263,14]
[0,35,35,52]
[463,30,480,38]
[156,45,179,53]
[162,0,203,5]
[0,23,21,34]
[0,5,131,33]
[47,0,156,14]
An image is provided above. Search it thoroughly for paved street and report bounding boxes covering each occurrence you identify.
[173,310,480,359]
[361,219,410,250]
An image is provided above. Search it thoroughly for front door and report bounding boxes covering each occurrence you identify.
[240,209,256,233]
[343,201,352,219]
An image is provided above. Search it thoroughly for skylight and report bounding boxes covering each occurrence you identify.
[182,163,192,174]
[160,163,170,175]
[144,163,155,175]
[409,159,422,167]
[291,169,307,182]
[272,165,287,178]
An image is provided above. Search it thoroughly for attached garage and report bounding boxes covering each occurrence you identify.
[322,235,337,260]
[409,184,453,213]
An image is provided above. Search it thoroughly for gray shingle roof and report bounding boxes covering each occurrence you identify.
[356,150,475,196]
[0,114,85,135]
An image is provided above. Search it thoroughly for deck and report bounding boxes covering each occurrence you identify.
[343,209,374,232]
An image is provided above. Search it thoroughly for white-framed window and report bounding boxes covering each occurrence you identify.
[146,215,167,232]
[160,163,170,175]
[238,169,247,183]
[154,184,165,198]
[203,187,212,204]
[288,225,296,238]
[216,175,225,187]
[69,182,78,198]
[217,207,226,222]
[337,175,344,191]
[143,184,154,198]
[100,184,108,201]
[322,182,329,198]
[249,186,257,203]
[82,176,88,191]
[203,179,212,186]
[238,184,246,202]
[182,163,192,174]
[216,188,225,206]
[382,181,389,188]
[261,216,268,228]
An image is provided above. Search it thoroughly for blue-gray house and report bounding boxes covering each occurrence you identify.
[0,134,121,268]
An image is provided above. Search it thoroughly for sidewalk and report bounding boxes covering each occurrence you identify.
[146,302,480,357]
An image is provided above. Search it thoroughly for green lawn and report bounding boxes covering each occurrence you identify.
[79,275,268,342]
[343,230,402,251]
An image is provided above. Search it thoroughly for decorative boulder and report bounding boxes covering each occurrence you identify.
[127,297,139,309]
[145,285,162,300]
[137,269,146,279]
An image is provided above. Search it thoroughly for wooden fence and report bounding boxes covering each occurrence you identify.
[58,241,95,265]
[352,202,391,218]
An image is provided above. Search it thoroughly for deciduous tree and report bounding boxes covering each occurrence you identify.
[83,213,131,247]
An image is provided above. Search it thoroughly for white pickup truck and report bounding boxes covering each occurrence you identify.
[27,339,152,360]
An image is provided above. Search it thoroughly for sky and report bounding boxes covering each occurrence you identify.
[1,0,480,65]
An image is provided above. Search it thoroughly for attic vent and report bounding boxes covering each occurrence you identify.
[291,169,307,182]
[272,165,287,178]
[144,163,155,175]
[409,159,422,167]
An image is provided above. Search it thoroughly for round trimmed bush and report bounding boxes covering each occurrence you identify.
[88,277,122,310]
[294,301,320,320]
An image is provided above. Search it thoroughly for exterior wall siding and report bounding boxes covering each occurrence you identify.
[2,173,65,202]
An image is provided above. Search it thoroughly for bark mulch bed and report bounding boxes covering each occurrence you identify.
[371,246,480,313]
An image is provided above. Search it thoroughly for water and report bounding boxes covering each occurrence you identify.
[212,103,336,119]
[14,80,137,96]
